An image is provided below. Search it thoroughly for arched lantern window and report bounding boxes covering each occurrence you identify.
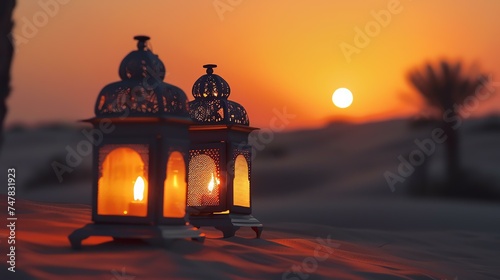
[163,151,187,218]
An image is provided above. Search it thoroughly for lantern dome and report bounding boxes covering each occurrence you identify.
[95,36,189,119]
[189,65,249,125]
[118,35,166,81]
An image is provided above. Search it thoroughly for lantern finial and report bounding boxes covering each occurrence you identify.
[203,64,217,74]
[133,35,151,50]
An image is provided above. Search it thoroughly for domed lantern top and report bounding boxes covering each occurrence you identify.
[192,64,230,99]
[94,36,189,119]
[189,65,249,125]
[118,35,166,81]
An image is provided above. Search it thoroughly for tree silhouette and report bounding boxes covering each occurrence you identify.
[407,59,488,187]
[0,0,15,150]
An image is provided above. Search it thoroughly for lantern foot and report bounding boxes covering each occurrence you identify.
[191,236,205,242]
[251,226,263,239]
[215,226,239,238]
[68,223,205,249]
[189,213,263,239]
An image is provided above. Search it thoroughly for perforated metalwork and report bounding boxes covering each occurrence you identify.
[96,82,189,117]
[189,99,224,123]
[192,71,230,99]
[189,65,249,125]
[187,149,221,207]
[226,101,250,125]
[95,36,189,119]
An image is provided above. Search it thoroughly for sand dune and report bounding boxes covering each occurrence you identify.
[1,119,500,279]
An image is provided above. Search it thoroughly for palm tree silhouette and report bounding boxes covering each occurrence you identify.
[407,59,488,187]
[0,0,15,149]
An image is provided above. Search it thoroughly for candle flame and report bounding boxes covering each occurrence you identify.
[134,176,145,201]
[207,173,220,193]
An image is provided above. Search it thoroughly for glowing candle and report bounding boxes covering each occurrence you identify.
[173,171,178,188]
[126,176,147,216]
[201,173,219,206]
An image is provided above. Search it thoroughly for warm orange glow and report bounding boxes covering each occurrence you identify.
[233,155,250,207]
[163,152,187,218]
[7,2,500,129]
[207,173,220,194]
[188,154,220,206]
[133,176,145,201]
[97,147,148,217]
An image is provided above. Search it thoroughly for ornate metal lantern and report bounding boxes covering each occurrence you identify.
[68,36,204,249]
[187,64,263,238]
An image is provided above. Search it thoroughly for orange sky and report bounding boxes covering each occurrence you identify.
[7,0,500,130]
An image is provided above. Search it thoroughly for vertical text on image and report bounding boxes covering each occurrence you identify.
[6,168,17,273]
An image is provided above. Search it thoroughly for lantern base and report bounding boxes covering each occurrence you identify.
[68,223,205,250]
[189,213,263,238]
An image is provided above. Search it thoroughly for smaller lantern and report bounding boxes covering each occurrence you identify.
[187,64,263,238]
[68,36,204,249]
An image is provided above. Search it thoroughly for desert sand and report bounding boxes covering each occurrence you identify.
[1,118,499,279]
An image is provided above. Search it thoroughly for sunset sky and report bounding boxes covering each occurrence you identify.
[7,0,500,129]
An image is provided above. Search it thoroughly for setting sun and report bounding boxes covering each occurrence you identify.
[332,88,353,109]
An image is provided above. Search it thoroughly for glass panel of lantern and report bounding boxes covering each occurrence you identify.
[187,143,225,212]
[163,151,187,218]
[233,153,251,208]
[97,144,149,217]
